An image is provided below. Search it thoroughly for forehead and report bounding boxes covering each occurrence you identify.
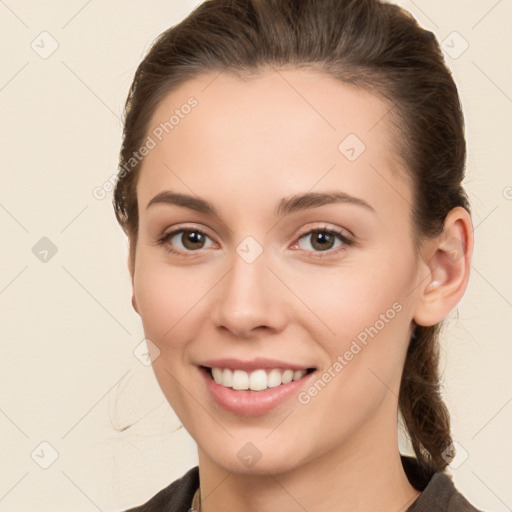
[136,68,411,216]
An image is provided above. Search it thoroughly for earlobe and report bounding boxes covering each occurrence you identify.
[127,252,139,314]
[132,294,139,314]
[413,207,473,327]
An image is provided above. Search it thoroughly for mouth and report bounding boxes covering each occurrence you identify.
[197,357,318,415]
[200,366,316,392]
[199,364,317,415]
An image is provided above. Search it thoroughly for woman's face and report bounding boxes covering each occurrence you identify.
[132,69,425,473]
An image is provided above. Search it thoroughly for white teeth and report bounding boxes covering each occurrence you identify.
[210,367,308,391]
[281,369,294,384]
[212,367,223,384]
[293,370,305,381]
[232,369,249,390]
[267,368,282,388]
[223,368,233,387]
[249,369,267,391]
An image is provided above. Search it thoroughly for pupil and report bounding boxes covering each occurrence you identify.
[314,232,333,250]
[185,231,204,249]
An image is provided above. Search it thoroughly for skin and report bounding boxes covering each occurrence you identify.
[129,68,473,512]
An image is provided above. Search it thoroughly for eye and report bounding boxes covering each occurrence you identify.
[157,227,216,256]
[156,225,354,259]
[293,227,353,256]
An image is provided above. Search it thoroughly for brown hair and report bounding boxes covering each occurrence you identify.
[113,0,470,481]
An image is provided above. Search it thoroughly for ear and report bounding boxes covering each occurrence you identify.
[131,293,139,315]
[413,206,474,327]
[128,254,139,315]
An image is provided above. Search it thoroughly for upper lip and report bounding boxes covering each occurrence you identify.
[199,358,314,372]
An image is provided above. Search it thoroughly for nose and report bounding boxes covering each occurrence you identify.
[211,249,288,338]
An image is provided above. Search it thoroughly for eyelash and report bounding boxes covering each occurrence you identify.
[156,225,354,259]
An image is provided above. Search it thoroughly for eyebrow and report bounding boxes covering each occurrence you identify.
[146,190,375,217]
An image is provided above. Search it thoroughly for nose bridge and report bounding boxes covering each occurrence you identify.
[212,242,285,336]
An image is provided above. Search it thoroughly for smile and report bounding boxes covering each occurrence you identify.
[199,362,317,416]
[208,367,315,391]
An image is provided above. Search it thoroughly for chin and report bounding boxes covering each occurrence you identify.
[197,435,315,477]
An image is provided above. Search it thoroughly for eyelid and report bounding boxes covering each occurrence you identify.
[157,224,216,250]
[156,222,355,257]
[290,225,355,257]
[294,223,354,242]
[159,223,214,240]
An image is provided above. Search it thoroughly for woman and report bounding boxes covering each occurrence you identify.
[113,0,480,510]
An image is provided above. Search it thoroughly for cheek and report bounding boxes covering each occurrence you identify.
[133,235,417,356]
[133,255,198,346]
[295,256,415,348]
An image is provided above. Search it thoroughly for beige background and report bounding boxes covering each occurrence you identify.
[1,1,511,510]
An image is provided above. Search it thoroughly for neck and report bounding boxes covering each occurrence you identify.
[196,414,421,512]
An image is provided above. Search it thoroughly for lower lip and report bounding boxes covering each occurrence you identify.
[200,367,316,416]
